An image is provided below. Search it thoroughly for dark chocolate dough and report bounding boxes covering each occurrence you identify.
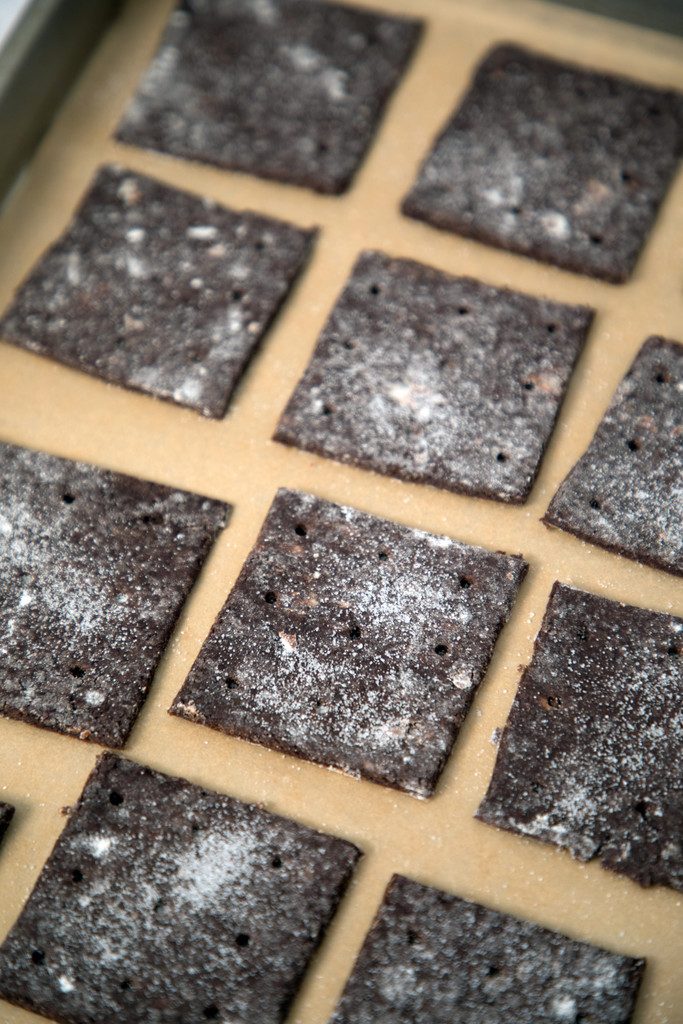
[477,582,683,891]
[0,441,228,746]
[0,753,360,1024]
[333,876,643,1019]
[331,874,644,1023]
[116,0,422,194]
[171,488,527,797]
[544,337,682,576]
[0,165,315,417]
[275,251,593,502]
[0,803,14,846]
[402,45,683,282]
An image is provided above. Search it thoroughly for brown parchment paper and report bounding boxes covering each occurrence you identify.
[0,0,681,1021]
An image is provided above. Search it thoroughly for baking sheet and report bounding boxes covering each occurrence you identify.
[0,0,121,207]
[0,0,681,1021]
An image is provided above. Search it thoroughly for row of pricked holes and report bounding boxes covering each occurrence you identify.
[61,490,159,525]
[367,282,563,334]
[257,521,474,662]
[329,288,561,444]
[29,946,223,1020]
[594,368,672,481]
[59,488,155,685]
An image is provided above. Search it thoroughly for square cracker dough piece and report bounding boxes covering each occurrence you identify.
[331,875,644,1023]
[171,488,527,798]
[402,44,683,283]
[0,441,228,747]
[0,165,316,418]
[0,753,360,1024]
[544,336,683,576]
[275,250,593,503]
[116,0,422,194]
[477,582,683,892]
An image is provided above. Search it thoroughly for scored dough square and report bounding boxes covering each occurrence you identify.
[274,251,593,503]
[402,45,683,282]
[477,583,683,892]
[544,337,683,576]
[0,753,360,1024]
[171,488,527,798]
[331,874,644,1023]
[0,165,315,418]
[0,442,228,747]
[116,0,422,194]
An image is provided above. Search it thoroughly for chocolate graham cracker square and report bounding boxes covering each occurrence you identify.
[331,874,644,1023]
[274,251,593,502]
[171,489,527,797]
[477,583,683,891]
[0,442,228,747]
[0,753,360,1024]
[402,45,683,283]
[0,803,14,846]
[0,166,315,418]
[544,337,683,576]
[116,0,422,194]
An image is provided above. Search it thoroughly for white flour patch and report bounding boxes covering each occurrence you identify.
[541,211,571,239]
[174,830,259,910]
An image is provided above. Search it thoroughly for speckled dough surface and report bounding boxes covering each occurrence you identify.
[0,442,228,746]
[544,337,683,576]
[477,583,683,892]
[274,251,593,502]
[171,489,527,797]
[0,165,315,418]
[402,45,683,282]
[116,0,422,194]
[0,753,360,1024]
[331,874,644,1023]
[333,872,643,1024]
[0,804,13,847]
